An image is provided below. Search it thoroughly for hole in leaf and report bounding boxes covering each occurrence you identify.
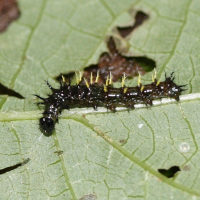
[0,0,20,33]
[57,37,155,84]
[158,166,180,178]
[118,11,149,38]
[0,158,30,175]
[134,56,156,72]
[82,36,155,84]
[0,83,24,99]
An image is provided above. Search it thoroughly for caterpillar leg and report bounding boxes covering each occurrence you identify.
[93,104,98,110]
[107,105,116,112]
[125,102,135,109]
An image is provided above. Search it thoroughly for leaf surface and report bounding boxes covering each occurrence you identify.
[0,0,200,199]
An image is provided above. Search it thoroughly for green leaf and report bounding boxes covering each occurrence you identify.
[0,0,200,199]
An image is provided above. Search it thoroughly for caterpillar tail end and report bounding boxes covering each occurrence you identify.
[39,117,55,136]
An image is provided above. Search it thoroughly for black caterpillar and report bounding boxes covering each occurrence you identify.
[36,71,186,136]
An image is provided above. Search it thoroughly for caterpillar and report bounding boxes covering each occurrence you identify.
[35,71,186,136]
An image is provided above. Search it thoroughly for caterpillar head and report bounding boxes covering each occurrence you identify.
[165,72,186,101]
[39,117,55,136]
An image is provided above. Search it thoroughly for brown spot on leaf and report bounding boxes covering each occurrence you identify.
[182,165,190,171]
[119,139,126,144]
[79,194,97,200]
[118,11,149,38]
[0,0,20,33]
